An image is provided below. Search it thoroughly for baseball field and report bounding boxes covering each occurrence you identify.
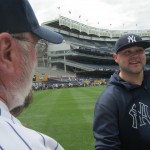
[18,86,106,150]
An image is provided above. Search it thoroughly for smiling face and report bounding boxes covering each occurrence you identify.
[113,46,146,77]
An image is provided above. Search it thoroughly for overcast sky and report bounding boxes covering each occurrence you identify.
[30,0,150,30]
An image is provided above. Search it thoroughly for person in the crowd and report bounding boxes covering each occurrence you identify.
[93,33,150,150]
[0,0,64,149]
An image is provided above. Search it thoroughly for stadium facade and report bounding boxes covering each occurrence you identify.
[35,15,150,80]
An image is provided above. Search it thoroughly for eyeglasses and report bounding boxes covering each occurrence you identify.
[11,35,48,53]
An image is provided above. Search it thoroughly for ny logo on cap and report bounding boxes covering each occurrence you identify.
[128,35,136,43]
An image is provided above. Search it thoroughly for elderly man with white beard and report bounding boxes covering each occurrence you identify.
[0,0,64,149]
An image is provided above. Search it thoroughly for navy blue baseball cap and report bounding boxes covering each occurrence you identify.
[114,34,150,53]
[0,0,63,44]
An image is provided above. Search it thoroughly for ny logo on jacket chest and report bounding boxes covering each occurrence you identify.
[129,102,150,129]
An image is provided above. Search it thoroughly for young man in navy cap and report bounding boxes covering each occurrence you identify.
[93,34,150,150]
[0,0,64,149]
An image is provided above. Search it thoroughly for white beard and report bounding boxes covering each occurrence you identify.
[7,43,36,111]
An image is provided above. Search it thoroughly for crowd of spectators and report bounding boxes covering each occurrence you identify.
[32,77,107,91]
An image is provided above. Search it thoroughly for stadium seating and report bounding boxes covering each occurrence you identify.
[39,16,150,79]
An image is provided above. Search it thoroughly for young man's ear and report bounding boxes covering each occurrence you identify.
[113,53,118,64]
[0,33,16,71]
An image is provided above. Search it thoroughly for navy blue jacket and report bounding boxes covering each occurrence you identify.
[93,70,150,150]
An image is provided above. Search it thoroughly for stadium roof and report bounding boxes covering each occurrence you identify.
[42,16,150,40]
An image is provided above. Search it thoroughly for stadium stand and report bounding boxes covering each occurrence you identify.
[34,15,150,84]
[35,67,75,77]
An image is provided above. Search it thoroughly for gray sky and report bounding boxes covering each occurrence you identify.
[30,0,150,30]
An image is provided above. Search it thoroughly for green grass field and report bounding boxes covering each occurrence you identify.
[18,86,106,150]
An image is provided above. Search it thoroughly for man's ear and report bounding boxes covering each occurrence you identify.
[113,53,118,64]
[0,33,16,71]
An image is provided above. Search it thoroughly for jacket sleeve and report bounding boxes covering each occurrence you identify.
[93,92,121,150]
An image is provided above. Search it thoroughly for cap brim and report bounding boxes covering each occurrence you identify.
[33,26,63,44]
[117,41,150,53]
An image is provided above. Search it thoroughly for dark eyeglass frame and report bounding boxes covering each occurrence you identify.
[11,35,47,51]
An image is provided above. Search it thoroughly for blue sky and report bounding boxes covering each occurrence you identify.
[30,0,150,30]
